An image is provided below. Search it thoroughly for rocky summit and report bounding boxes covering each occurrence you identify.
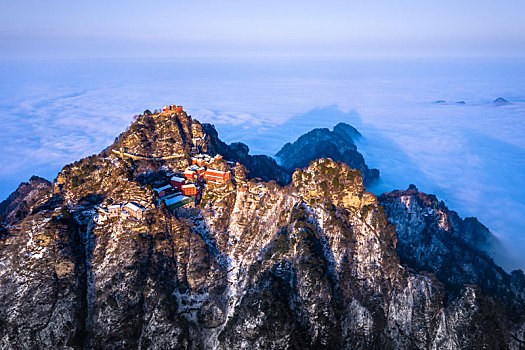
[0,106,524,349]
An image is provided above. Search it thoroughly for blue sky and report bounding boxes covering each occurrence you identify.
[1,0,524,59]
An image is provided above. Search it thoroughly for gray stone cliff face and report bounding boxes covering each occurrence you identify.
[380,187,525,348]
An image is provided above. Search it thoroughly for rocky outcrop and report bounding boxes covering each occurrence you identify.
[110,110,208,172]
[379,186,525,297]
[0,175,53,224]
[276,123,379,186]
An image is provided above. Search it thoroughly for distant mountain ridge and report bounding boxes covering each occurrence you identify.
[276,122,379,186]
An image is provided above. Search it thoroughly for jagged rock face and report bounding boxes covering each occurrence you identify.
[0,157,517,349]
[0,211,86,348]
[87,207,227,349]
[276,123,379,186]
[379,187,525,347]
[379,187,525,299]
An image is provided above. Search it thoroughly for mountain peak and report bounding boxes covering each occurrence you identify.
[276,122,379,186]
[293,158,376,211]
[333,122,361,140]
[493,97,510,106]
[110,108,204,163]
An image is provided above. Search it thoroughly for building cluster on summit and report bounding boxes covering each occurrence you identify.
[85,106,244,222]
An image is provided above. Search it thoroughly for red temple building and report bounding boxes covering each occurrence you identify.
[203,169,231,183]
[170,176,185,190]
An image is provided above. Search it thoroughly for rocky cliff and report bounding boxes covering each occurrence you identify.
[379,186,525,345]
[0,110,523,349]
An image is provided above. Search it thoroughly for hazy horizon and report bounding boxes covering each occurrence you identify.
[1,0,525,60]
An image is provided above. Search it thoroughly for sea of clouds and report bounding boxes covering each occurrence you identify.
[0,58,524,270]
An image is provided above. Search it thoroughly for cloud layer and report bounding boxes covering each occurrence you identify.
[0,58,524,270]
